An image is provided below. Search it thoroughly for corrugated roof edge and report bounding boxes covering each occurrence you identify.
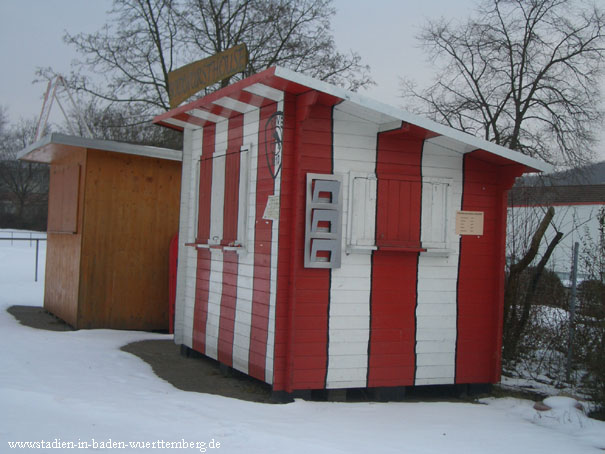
[272,67,552,174]
[17,133,182,162]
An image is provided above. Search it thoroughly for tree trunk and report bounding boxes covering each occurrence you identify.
[503,206,559,362]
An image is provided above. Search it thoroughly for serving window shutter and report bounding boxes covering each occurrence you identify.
[421,178,451,250]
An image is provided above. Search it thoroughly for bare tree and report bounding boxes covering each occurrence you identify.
[178,0,372,90]
[69,100,183,149]
[55,0,372,123]
[0,106,7,135]
[503,206,563,360]
[402,0,605,168]
[57,0,181,117]
[0,118,49,227]
[404,0,605,371]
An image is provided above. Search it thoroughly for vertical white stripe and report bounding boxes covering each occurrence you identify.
[204,248,223,359]
[326,104,377,389]
[232,109,260,374]
[176,127,202,348]
[265,98,284,384]
[415,139,464,385]
[204,119,229,358]
[209,120,228,245]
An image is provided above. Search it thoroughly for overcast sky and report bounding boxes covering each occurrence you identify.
[0,0,476,120]
[1,0,603,160]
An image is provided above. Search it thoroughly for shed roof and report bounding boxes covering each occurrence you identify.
[18,133,182,164]
[509,184,605,206]
[154,66,550,173]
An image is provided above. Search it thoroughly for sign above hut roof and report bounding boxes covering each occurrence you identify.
[167,44,249,108]
[154,66,551,173]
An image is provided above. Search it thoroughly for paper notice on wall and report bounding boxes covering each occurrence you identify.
[263,195,280,221]
[456,211,484,236]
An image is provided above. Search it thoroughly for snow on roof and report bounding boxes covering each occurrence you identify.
[17,133,182,164]
[154,66,551,173]
[509,184,605,206]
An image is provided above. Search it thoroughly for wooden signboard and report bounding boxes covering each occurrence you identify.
[167,44,249,108]
[456,210,484,236]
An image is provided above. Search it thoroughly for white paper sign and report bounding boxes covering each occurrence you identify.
[263,195,280,221]
[456,211,484,236]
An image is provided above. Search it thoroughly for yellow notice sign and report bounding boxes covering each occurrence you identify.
[167,44,249,108]
[456,211,484,236]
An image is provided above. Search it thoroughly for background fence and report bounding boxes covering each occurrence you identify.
[0,230,47,281]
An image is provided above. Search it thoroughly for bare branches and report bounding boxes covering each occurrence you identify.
[61,0,181,116]
[57,0,373,122]
[402,0,605,168]
[0,118,49,221]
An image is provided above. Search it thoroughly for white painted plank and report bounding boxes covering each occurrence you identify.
[265,98,284,384]
[233,108,260,376]
[415,139,463,385]
[204,248,223,359]
[415,365,456,380]
[416,352,457,367]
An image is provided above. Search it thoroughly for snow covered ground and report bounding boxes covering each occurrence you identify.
[1,232,604,453]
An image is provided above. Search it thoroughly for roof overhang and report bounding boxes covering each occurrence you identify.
[18,133,182,164]
[154,66,551,174]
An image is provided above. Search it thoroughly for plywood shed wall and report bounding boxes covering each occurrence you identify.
[19,134,182,330]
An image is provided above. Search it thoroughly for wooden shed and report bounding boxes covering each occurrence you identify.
[154,67,550,394]
[18,134,182,330]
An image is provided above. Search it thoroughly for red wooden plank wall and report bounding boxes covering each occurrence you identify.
[248,103,279,381]
[368,130,423,387]
[273,92,297,391]
[217,114,244,366]
[192,124,216,354]
[456,153,502,383]
[282,95,335,391]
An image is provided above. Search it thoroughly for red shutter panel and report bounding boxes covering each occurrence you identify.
[375,177,423,251]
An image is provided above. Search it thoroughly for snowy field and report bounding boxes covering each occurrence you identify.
[1,232,604,453]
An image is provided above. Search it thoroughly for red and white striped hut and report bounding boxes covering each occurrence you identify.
[154,67,550,396]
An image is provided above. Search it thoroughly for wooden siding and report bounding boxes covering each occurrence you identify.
[248,103,279,381]
[186,99,284,384]
[43,146,87,327]
[217,113,244,367]
[415,139,464,385]
[287,97,334,390]
[325,106,377,389]
[174,128,203,347]
[233,109,261,375]
[77,149,181,329]
[47,164,80,234]
[456,153,504,383]
[273,92,297,391]
[171,82,536,393]
[367,127,423,388]
[192,124,216,354]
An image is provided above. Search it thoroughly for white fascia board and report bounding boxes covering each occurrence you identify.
[273,66,552,173]
[424,135,478,156]
[18,133,182,162]
[212,96,257,114]
[189,109,226,123]
[243,83,284,102]
[162,118,197,131]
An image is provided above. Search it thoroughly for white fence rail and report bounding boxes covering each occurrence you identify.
[0,231,47,281]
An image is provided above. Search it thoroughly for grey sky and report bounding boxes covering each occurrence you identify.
[1,0,603,160]
[0,0,475,120]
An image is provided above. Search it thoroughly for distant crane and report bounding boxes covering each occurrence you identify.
[34,75,92,142]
